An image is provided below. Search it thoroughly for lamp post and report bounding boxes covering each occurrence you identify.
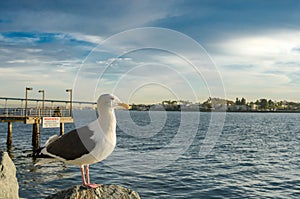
[66,89,72,117]
[38,90,45,116]
[25,87,33,117]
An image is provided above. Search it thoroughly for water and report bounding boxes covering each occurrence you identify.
[0,111,299,198]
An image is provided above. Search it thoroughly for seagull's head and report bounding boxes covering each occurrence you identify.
[98,94,130,110]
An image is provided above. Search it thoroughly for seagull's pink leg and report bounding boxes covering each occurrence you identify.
[81,164,100,189]
[80,165,87,186]
[85,164,90,184]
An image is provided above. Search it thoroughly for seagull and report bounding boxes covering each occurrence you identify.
[34,94,129,188]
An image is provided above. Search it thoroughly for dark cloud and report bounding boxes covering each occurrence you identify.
[0,0,176,35]
[1,0,300,43]
[150,0,300,43]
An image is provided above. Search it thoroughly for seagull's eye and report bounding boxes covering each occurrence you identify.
[111,97,115,100]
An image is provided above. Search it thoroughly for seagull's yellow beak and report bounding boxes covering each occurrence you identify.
[118,102,130,110]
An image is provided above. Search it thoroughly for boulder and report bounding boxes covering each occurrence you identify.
[0,151,19,199]
[45,184,141,199]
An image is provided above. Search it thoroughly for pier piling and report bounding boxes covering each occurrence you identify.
[32,120,40,149]
[60,123,64,135]
[7,122,12,146]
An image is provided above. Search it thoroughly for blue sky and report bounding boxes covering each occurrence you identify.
[0,0,300,103]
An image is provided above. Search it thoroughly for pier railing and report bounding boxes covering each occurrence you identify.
[0,107,71,117]
[0,96,96,148]
[0,97,96,118]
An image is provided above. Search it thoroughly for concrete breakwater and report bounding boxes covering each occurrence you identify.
[0,151,140,199]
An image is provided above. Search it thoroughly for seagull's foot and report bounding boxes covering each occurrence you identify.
[84,183,101,189]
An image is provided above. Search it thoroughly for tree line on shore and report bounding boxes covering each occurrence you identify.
[130,97,300,112]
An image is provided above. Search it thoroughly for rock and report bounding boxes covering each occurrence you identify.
[0,151,19,199]
[45,184,141,199]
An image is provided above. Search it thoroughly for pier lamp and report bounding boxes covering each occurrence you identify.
[66,89,72,117]
[38,90,45,116]
[25,87,33,117]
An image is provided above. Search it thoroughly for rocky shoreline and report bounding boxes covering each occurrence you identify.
[0,152,19,199]
[0,151,140,199]
[46,185,140,199]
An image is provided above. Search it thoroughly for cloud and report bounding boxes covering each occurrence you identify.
[0,32,96,68]
[212,30,300,56]
[210,30,300,73]
[6,59,27,64]
[292,46,300,53]
[0,31,91,99]
[0,32,39,45]
[24,48,43,53]
[221,70,292,100]
[68,33,103,44]
[220,64,254,71]
[208,29,300,101]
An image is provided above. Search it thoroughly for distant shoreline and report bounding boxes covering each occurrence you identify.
[226,110,300,113]
[129,109,300,113]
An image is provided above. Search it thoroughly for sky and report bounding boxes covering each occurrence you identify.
[0,0,300,104]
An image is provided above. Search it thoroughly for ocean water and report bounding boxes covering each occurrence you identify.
[0,111,299,198]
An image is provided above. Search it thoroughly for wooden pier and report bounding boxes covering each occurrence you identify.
[0,96,96,149]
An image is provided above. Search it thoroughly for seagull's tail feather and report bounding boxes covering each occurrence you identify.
[31,135,60,158]
[32,147,57,166]
[31,135,61,166]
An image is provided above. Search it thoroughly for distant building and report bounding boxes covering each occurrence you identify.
[181,103,201,111]
[227,104,248,111]
[150,104,165,111]
[250,103,259,111]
